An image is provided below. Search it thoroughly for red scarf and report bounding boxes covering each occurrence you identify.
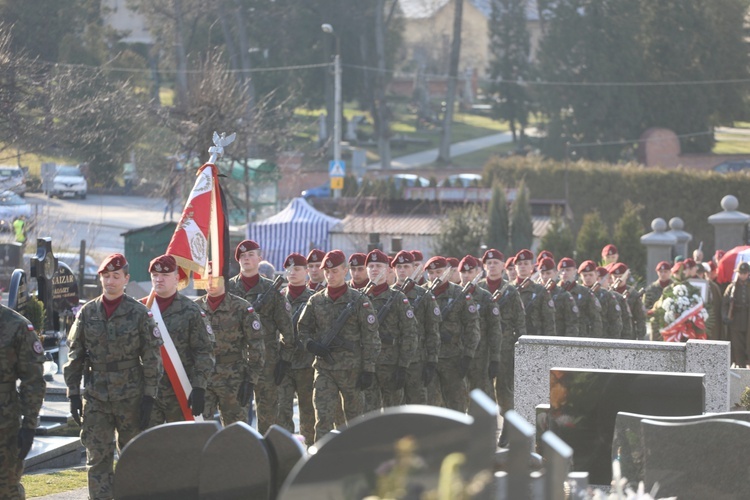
[486,277,503,293]
[370,282,389,297]
[659,280,671,288]
[287,284,307,300]
[241,273,260,291]
[309,281,324,291]
[155,292,177,311]
[327,284,348,301]
[433,281,449,297]
[207,293,225,311]
[101,295,123,319]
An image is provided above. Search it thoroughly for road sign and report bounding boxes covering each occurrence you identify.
[328,160,346,177]
[330,177,344,190]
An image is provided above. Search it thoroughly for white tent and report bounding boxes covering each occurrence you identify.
[247,198,341,270]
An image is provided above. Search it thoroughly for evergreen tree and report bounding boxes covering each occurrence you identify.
[509,180,533,252]
[613,201,646,279]
[434,204,487,258]
[575,210,610,264]
[486,182,510,254]
[540,206,575,259]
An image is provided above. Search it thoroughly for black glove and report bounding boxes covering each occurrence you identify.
[458,355,472,378]
[356,371,375,390]
[274,360,291,386]
[188,388,205,417]
[422,362,437,386]
[238,379,255,407]
[306,340,334,364]
[392,366,408,390]
[488,360,500,380]
[138,395,155,430]
[17,427,35,460]
[69,395,83,426]
[723,314,733,325]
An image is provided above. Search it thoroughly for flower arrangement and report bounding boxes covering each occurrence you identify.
[652,281,707,342]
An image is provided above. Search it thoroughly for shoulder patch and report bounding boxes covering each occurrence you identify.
[492,307,500,316]
[33,340,44,354]
[615,304,621,312]
[200,311,206,317]
[403,298,409,305]
[367,314,376,324]
[247,306,254,314]
[468,304,477,314]
[147,311,154,318]
[205,323,214,335]
[548,300,555,308]
[406,309,414,319]
[285,301,291,312]
[253,320,262,331]
[434,306,441,316]
[27,323,35,331]
[572,305,579,314]
[363,301,371,308]
[153,326,161,338]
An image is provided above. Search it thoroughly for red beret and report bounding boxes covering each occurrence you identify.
[459,255,478,271]
[538,257,556,273]
[393,250,415,266]
[425,256,447,270]
[656,261,671,272]
[235,240,260,261]
[410,250,424,262]
[578,260,597,274]
[557,257,577,271]
[595,266,609,278]
[505,256,516,267]
[515,249,534,262]
[683,258,696,269]
[320,250,346,269]
[446,257,459,268]
[610,262,628,275]
[284,252,307,268]
[602,244,618,257]
[536,250,554,263]
[348,252,366,267]
[149,254,177,273]
[98,253,128,274]
[307,249,325,264]
[671,261,684,274]
[482,249,504,263]
[365,249,389,266]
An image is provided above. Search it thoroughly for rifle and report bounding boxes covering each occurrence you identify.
[440,272,483,318]
[522,278,555,311]
[290,301,307,348]
[376,266,422,325]
[411,266,453,311]
[591,282,601,293]
[609,277,623,292]
[397,264,423,297]
[491,281,512,309]
[252,275,285,313]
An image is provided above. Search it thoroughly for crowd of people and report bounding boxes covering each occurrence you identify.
[2,238,747,499]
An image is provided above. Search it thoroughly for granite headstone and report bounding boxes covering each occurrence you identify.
[8,268,28,314]
[264,425,306,499]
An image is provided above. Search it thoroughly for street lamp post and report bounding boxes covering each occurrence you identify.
[322,23,342,199]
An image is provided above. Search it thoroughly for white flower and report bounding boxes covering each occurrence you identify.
[674,285,688,297]
[662,298,674,311]
[664,311,676,323]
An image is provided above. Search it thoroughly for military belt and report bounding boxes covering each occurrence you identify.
[380,333,397,345]
[0,381,15,393]
[216,353,243,365]
[90,358,140,372]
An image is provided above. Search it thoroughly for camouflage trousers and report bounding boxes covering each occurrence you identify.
[313,367,364,442]
[363,364,405,412]
[403,361,427,405]
[254,340,281,434]
[436,356,468,412]
[204,382,247,427]
[148,387,187,427]
[0,421,25,500]
[426,376,444,407]
[277,366,315,446]
[495,343,514,415]
[82,396,141,500]
[467,344,494,402]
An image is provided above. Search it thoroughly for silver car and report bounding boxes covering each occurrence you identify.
[0,165,26,197]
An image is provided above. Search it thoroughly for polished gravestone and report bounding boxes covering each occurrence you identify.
[548,368,704,485]
[642,418,750,499]
[264,425,306,499]
[23,436,83,472]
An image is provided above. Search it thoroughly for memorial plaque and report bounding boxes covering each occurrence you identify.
[52,262,79,312]
[548,368,704,485]
[8,268,28,314]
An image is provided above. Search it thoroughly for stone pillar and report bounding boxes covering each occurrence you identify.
[640,218,677,283]
[665,217,692,259]
[707,195,750,252]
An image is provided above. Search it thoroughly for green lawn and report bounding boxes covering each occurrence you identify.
[23,469,88,498]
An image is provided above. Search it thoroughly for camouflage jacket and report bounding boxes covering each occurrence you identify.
[479,279,526,351]
[611,291,634,339]
[643,280,667,312]
[550,287,580,337]
[470,285,502,363]
[0,305,45,429]
[594,288,623,339]
[723,279,750,332]
[566,282,602,338]
[367,286,418,367]
[517,281,556,336]
[283,286,315,370]
[403,284,441,364]
[194,293,265,385]
[624,286,647,340]
[65,295,163,401]
[298,285,381,371]
[432,282,480,359]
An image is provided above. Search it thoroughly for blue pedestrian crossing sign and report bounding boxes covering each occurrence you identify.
[329,160,346,177]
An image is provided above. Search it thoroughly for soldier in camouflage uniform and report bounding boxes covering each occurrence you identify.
[723,261,750,366]
[538,257,579,336]
[278,253,316,445]
[592,264,626,339]
[64,254,163,500]
[228,240,294,434]
[602,244,619,266]
[194,273,264,426]
[459,255,502,400]
[644,261,673,313]
[0,304,45,500]
[297,250,381,442]
[362,250,418,410]
[514,250,557,336]
[610,263,645,340]
[347,253,368,290]
[143,255,214,426]
[307,249,327,292]
[425,256,480,412]
[505,256,518,283]
[558,258,603,338]
[393,250,441,405]
[410,250,427,286]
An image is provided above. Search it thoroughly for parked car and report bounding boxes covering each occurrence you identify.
[48,165,87,199]
[301,183,332,199]
[0,190,32,232]
[0,165,26,197]
[712,159,750,174]
[439,173,483,187]
[55,253,100,286]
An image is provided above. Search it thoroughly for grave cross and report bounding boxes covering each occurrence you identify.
[30,237,57,332]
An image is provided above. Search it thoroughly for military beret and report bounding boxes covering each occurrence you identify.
[365,249,389,266]
[149,254,177,274]
[671,261,685,274]
[320,250,346,269]
[515,249,534,262]
[538,257,556,273]
[348,252,366,267]
[284,252,307,268]
[425,256,447,270]
[410,250,424,262]
[446,257,459,268]
[536,250,554,263]
[737,261,750,273]
[655,261,671,272]
[482,249,504,263]
[459,255,478,271]
[610,262,628,275]
[602,244,618,257]
[307,249,325,264]
[235,240,260,261]
[683,258,696,269]
[595,266,609,279]
[98,253,128,274]
[505,256,516,267]
[557,257,576,270]
[578,260,597,274]
[393,250,415,265]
